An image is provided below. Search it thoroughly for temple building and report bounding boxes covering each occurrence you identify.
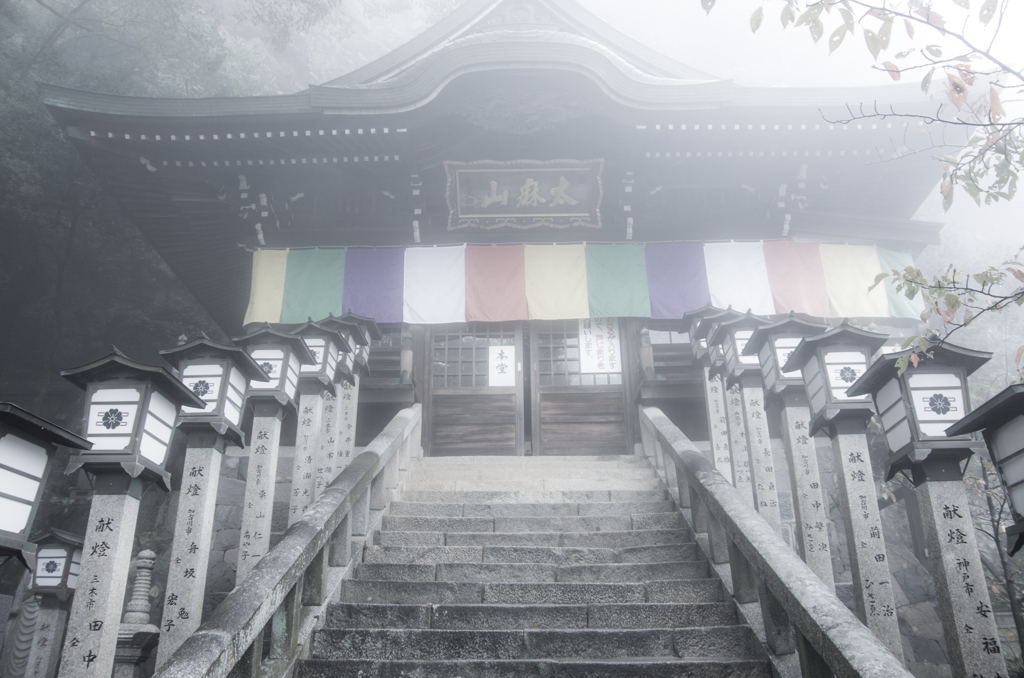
[18,1,1002,677]
[41,0,943,457]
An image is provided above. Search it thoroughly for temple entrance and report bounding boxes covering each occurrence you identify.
[528,319,631,455]
[426,323,525,455]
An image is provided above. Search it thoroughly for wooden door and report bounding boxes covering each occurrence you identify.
[426,323,525,456]
[529,319,632,456]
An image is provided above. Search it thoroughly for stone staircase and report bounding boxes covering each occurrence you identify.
[298,454,770,677]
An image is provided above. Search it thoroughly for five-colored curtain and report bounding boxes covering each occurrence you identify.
[243,241,923,325]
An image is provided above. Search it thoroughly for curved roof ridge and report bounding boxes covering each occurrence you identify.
[321,0,719,88]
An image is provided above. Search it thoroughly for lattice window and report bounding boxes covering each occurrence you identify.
[536,320,622,387]
[432,323,516,388]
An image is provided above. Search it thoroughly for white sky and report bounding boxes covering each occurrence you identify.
[577,0,1024,88]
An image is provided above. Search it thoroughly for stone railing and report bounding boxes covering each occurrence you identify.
[153,404,422,678]
[638,405,911,678]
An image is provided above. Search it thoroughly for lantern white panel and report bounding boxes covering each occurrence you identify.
[91,388,143,403]
[301,337,326,374]
[999,453,1024,487]
[326,342,339,376]
[908,372,965,437]
[823,351,869,400]
[229,366,247,394]
[87,403,139,437]
[907,373,961,389]
[140,431,169,464]
[284,352,300,400]
[182,364,225,413]
[879,400,907,432]
[34,547,68,587]
[146,392,176,436]
[182,376,223,414]
[89,437,132,451]
[68,549,81,589]
[885,419,913,454]
[733,331,759,365]
[0,468,39,502]
[250,348,285,389]
[1010,484,1024,518]
[990,415,1024,463]
[0,497,32,534]
[0,435,48,478]
[224,402,242,427]
[875,378,903,414]
[774,338,802,378]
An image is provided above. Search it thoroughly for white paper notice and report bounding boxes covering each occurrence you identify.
[579,318,621,374]
[488,345,516,386]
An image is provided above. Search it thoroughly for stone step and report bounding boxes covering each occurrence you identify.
[403,478,664,492]
[341,579,724,605]
[326,602,739,630]
[411,456,649,466]
[399,490,668,504]
[407,473,655,483]
[299,658,771,678]
[389,500,677,518]
[310,626,762,661]
[355,561,707,583]
[361,544,699,565]
[378,528,690,548]
[383,515,680,533]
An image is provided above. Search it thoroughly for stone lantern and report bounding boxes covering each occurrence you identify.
[0,403,90,569]
[25,529,84,678]
[848,342,1005,677]
[61,349,204,491]
[847,342,989,480]
[781,323,903,660]
[680,307,747,490]
[742,314,834,589]
[29,529,83,601]
[288,320,353,521]
[781,321,887,436]
[231,324,314,409]
[706,312,781,531]
[230,325,314,581]
[154,336,268,668]
[57,350,203,678]
[158,335,269,445]
[945,383,1024,555]
[320,313,377,479]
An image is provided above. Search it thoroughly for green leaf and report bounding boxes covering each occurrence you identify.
[926,45,943,58]
[901,335,917,350]
[896,355,910,376]
[864,29,881,60]
[795,3,824,27]
[878,19,892,50]
[809,17,824,42]
[839,7,854,31]
[963,308,974,326]
[922,66,935,92]
[963,181,982,206]
[750,6,764,32]
[829,24,849,52]
[781,3,796,27]
[941,177,955,211]
[701,0,716,14]
[980,0,997,24]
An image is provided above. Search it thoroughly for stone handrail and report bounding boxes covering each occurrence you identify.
[154,403,422,678]
[638,405,911,678]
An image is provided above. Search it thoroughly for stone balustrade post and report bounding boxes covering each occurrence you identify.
[773,390,835,591]
[237,401,284,581]
[58,476,142,678]
[829,416,903,661]
[155,432,223,668]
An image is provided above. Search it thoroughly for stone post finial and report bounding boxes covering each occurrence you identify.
[122,550,156,625]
